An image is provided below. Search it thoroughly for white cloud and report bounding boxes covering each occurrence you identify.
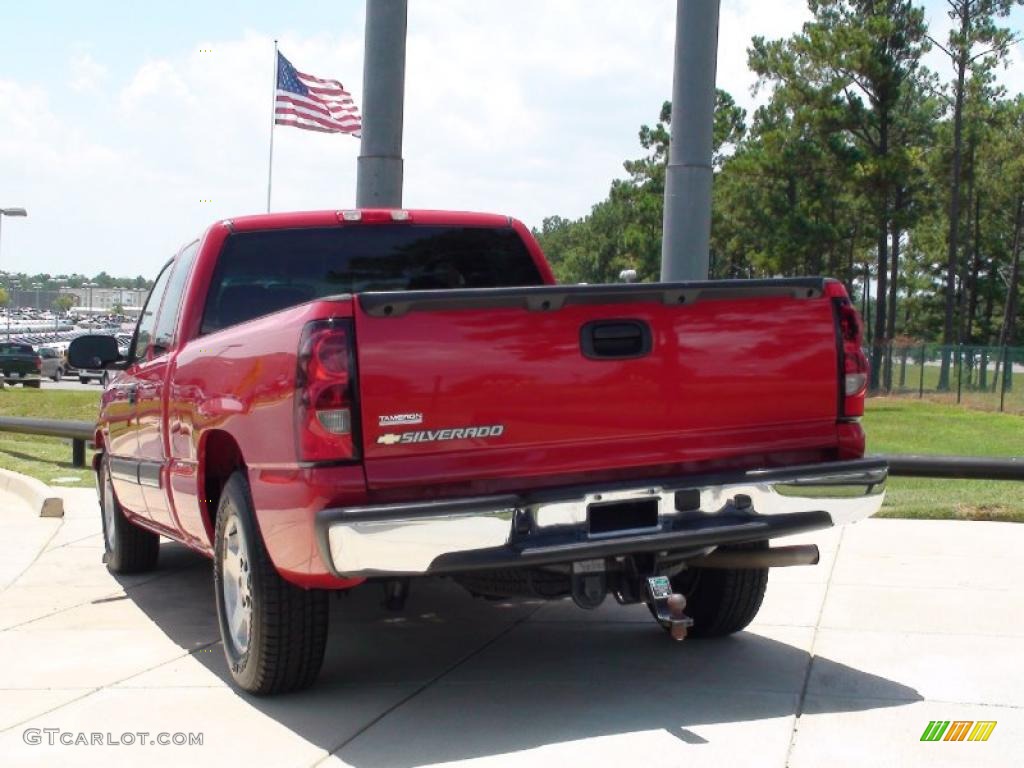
[120,60,194,111]
[69,53,107,93]
[718,0,812,112]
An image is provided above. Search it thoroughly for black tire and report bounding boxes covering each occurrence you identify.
[99,455,160,574]
[79,376,89,384]
[24,379,41,388]
[213,471,328,695]
[52,368,62,382]
[666,541,769,638]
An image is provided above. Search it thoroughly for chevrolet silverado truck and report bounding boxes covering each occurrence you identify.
[69,208,885,695]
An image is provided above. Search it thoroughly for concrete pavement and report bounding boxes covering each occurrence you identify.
[0,485,1022,767]
[38,378,99,392]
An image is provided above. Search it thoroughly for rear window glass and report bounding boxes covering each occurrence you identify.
[200,225,544,334]
[0,343,35,355]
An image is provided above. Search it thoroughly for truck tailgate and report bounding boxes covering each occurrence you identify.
[353,280,840,491]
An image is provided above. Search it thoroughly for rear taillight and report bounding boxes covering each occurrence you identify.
[295,319,360,461]
[34,356,42,371]
[834,295,868,418]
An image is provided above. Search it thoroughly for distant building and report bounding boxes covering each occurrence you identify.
[60,287,148,312]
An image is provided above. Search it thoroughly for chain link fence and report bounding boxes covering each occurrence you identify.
[869,343,1024,414]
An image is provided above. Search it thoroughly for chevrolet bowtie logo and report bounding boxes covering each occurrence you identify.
[376,433,402,445]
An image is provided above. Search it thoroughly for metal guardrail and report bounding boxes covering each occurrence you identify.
[0,416,94,468]
[879,454,1024,481]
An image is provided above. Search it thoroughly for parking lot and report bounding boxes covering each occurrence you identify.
[1,485,1021,768]
[38,378,100,392]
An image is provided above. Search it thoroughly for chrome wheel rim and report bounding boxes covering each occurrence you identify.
[221,515,252,656]
[102,470,116,552]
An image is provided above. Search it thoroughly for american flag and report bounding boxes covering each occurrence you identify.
[275,51,361,136]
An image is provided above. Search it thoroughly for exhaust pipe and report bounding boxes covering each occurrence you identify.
[687,544,820,569]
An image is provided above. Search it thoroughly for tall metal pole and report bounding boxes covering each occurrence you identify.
[267,40,279,213]
[2,219,6,336]
[660,0,720,282]
[356,0,407,208]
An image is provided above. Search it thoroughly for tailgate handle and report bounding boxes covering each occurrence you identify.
[580,320,652,360]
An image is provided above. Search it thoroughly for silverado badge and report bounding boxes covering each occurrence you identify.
[376,425,505,445]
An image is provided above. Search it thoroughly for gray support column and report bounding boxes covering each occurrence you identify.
[660,0,720,282]
[356,0,408,208]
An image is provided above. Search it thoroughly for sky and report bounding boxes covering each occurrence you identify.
[1,0,1022,278]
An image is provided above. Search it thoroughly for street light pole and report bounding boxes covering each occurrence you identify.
[1,208,28,339]
[0,206,28,280]
[660,0,720,282]
[2,278,9,340]
[84,282,98,315]
[356,0,408,208]
[5,280,20,340]
[54,278,66,336]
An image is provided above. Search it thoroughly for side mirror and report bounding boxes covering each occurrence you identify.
[618,269,638,283]
[68,335,122,369]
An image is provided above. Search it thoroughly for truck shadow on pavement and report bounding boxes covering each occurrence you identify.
[124,542,922,766]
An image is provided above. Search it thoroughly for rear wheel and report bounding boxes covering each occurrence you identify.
[52,367,62,382]
[665,541,769,637]
[213,471,328,695]
[99,455,160,573]
[79,376,89,384]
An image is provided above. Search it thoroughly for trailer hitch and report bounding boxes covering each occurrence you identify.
[646,575,693,640]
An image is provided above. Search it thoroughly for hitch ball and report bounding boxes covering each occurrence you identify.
[646,575,694,640]
[667,594,688,640]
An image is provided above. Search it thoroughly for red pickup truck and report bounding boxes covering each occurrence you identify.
[70,208,885,695]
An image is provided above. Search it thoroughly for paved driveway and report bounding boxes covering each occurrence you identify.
[0,486,1021,767]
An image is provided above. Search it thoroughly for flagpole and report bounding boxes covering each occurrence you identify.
[266,39,278,213]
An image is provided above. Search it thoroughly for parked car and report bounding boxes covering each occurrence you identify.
[0,341,42,387]
[70,208,885,695]
[75,368,109,386]
[37,346,65,381]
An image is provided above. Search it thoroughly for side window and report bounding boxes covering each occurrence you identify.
[133,262,174,361]
[152,242,198,350]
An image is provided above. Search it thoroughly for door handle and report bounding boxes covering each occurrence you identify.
[580,320,652,360]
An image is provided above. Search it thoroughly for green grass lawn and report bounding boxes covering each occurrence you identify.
[864,397,1024,522]
[1,388,1021,521]
[0,388,99,486]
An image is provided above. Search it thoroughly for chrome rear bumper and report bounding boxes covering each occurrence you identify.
[315,458,887,577]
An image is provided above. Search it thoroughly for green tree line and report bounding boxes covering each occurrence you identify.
[535,0,1024,391]
[0,272,152,291]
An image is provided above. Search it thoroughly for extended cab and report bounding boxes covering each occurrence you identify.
[70,209,885,695]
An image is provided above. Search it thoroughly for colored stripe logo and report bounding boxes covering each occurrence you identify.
[921,721,997,742]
